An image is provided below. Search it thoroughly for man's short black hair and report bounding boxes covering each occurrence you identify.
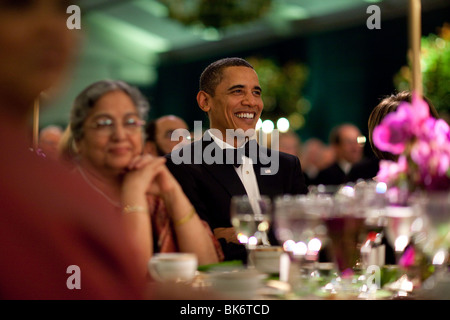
[199,57,254,96]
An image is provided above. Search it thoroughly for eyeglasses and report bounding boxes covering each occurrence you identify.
[87,116,145,135]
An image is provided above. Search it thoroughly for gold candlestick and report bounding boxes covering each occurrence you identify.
[409,0,423,98]
[32,97,39,150]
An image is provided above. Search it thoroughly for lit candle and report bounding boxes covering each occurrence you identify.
[409,0,423,98]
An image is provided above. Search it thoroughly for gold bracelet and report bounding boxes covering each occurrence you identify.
[174,207,196,227]
[123,205,147,214]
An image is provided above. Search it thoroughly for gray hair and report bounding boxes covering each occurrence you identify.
[70,80,150,142]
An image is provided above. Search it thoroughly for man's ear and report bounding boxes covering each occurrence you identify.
[197,91,211,113]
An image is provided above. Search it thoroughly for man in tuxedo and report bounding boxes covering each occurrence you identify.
[165,57,308,262]
[314,123,365,187]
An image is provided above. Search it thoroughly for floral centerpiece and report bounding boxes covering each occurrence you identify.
[373,94,450,286]
[373,93,450,199]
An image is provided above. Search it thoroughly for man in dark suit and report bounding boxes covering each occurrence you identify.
[165,57,308,262]
[314,123,365,187]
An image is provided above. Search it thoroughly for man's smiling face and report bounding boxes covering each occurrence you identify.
[200,66,263,139]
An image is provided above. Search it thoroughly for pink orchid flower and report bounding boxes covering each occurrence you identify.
[373,104,414,154]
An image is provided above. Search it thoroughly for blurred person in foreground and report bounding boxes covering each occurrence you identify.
[165,57,308,262]
[0,0,216,300]
[0,0,145,299]
[144,115,191,156]
[69,80,222,269]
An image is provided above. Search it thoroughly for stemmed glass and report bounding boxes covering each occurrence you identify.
[383,196,422,296]
[411,191,450,295]
[324,188,367,273]
[230,195,272,266]
[321,185,369,296]
[354,180,389,268]
[273,194,330,293]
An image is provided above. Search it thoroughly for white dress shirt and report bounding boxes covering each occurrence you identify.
[208,130,262,203]
[208,130,270,245]
[338,159,352,175]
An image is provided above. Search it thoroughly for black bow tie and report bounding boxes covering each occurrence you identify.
[223,140,258,167]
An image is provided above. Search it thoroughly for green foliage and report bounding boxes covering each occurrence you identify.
[394,24,450,118]
[160,0,271,29]
[246,56,309,129]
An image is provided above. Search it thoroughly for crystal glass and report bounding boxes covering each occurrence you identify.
[412,192,450,262]
[273,194,331,296]
[412,191,450,289]
[274,194,329,271]
[383,194,422,297]
[230,195,272,265]
[325,211,366,274]
[304,185,369,297]
[323,186,368,274]
[354,180,389,269]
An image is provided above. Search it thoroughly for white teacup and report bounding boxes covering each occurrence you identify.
[251,246,283,274]
[209,270,263,299]
[148,253,198,282]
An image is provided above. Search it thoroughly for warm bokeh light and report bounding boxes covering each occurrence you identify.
[276,117,290,133]
[261,119,274,133]
[237,233,248,244]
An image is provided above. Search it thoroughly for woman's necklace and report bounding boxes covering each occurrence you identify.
[77,165,122,208]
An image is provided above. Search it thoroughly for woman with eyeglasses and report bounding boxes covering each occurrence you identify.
[68,80,223,276]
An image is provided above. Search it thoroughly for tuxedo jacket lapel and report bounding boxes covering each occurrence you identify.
[253,147,284,197]
[202,163,247,197]
[199,133,247,198]
[198,133,282,198]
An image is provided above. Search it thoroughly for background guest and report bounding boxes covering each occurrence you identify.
[144,115,191,156]
[277,131,302,159]
[368,91,440,161]
[38,125,63,160]
[58,124,78,166]
[348,92,441,184]
[314,123,365,187]
[300,137,335,186]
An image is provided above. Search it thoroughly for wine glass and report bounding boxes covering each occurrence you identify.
[274,195,329,270]
[412,192,450,288]
[320,185,369,296]
[354,180,389,269]
[230,195,272,266]
[324,190,367,273]
[412,192,450,261]
[383,197,422,296]
[273,194,330,295]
